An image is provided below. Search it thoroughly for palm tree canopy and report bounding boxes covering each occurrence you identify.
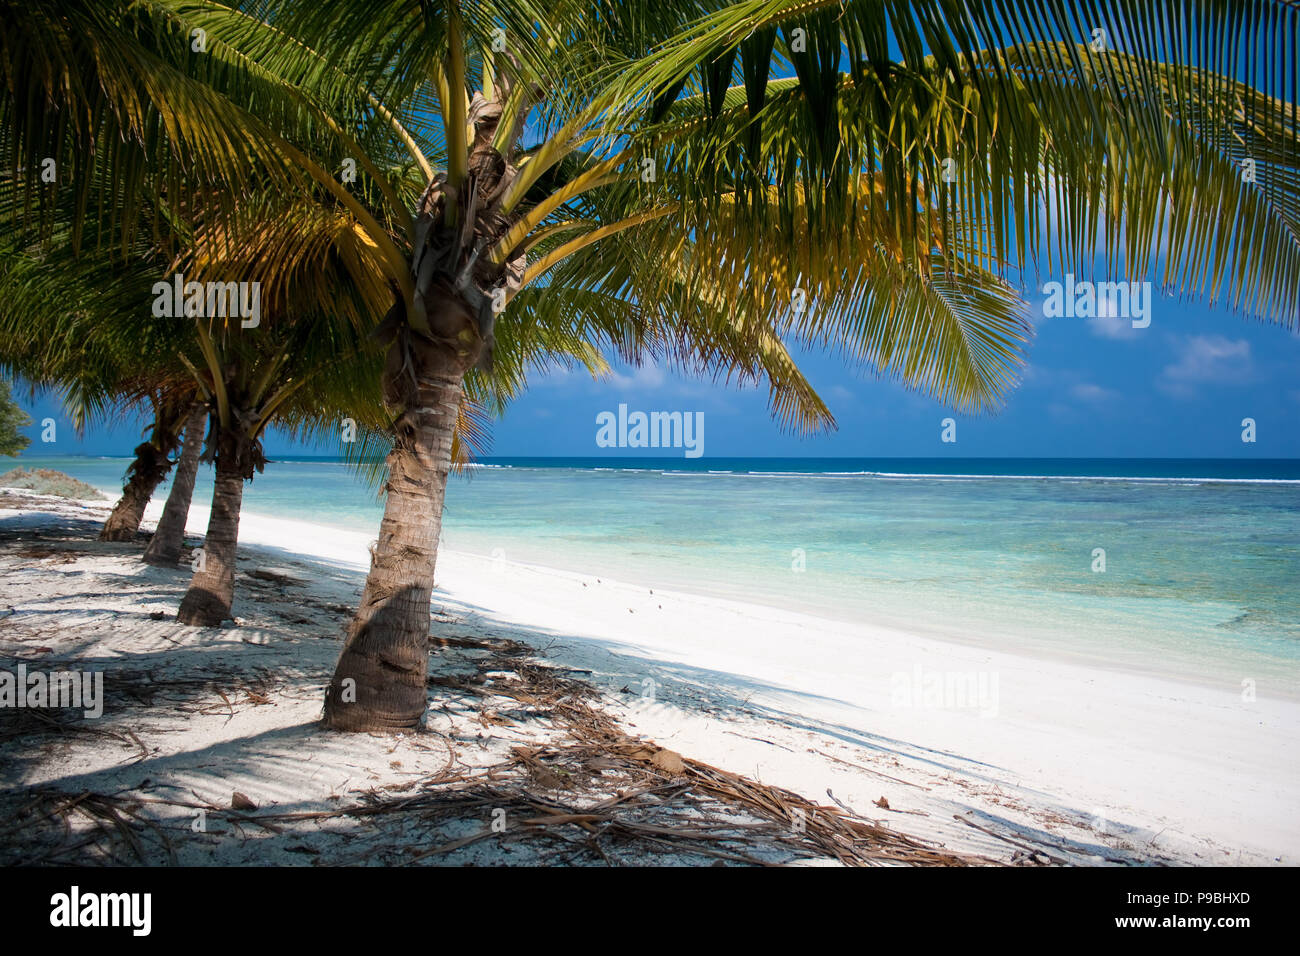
[2,0,1296,424]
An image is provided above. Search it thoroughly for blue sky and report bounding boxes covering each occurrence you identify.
[10,280,1299,460]
[487,284,1300,459]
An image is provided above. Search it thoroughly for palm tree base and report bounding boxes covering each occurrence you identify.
[176,589,230,626]
[100,440,174,542]
[142,550,181,568]
[98,484,152,541]
[320,707,426,733]
[322,642,430,732]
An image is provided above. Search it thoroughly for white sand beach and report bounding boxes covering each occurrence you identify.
[1,487,1296,865]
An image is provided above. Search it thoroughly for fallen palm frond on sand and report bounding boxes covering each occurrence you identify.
[0,510,1049,866]
[0,631,990,866]
[475,649,985,866]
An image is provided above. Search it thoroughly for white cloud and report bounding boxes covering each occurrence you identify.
[1163,335,1252,382]
[608,362,666,391]
[1022,366,1119,406]
[1087,310,1140,340]
[1020,363,1046,385]
[1158,335,1253,399]
[1071,383,1120,403]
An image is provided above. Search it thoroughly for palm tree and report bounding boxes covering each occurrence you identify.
[2,1,1297,732]
[0,219,204,544]
[0,234,391,622]
[141,405,208,566]
[0,174,390,621]
[98,391,201,541]
[170,285,386,626]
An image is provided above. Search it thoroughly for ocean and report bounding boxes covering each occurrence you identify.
[7,455,1300,689]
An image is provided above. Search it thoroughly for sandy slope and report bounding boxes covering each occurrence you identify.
[1,488,1295,865]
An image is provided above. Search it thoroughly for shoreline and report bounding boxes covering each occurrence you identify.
[170,498,1300,864]
[2,488,1296,864]
[217,500,1300,705]
[13,456,1299,697]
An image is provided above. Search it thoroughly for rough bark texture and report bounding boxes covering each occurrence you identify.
[323,88,521,732]
[323,314,475,730]
[176,431,253,626]
[99,441,173,542]
[143,407,207,566]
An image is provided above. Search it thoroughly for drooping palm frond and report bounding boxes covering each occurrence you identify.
[4,0,1295,456]
[590,1,1299,326]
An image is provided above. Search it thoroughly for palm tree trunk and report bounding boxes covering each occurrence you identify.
[99,441,173,542]
[143,407,207,566]
[322,352,464,731]
[176,439,247,626]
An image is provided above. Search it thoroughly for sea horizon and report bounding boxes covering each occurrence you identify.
[16,453,1300,481]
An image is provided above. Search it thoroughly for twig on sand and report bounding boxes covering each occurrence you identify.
[808,746,929,791]
[953,813,1070,865]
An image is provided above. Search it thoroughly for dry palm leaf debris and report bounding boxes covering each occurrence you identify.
[0,633,995,866]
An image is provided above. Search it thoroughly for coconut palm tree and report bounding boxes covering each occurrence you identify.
[141,405,209,565]
[261,0,1300,731]
[0,172,386,621]
[2,1,1297,732]
[168,267,387,625]
[0,215,205,544]
[0,344,195,547]
[98,391,201,541]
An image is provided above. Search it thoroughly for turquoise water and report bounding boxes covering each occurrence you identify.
[6,455,1299,688]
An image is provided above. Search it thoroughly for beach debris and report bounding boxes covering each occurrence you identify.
[807,746,928,790]
[0,527,993,868]
[650,749,686,775]
[953,813,1069,865]
[248,567,306,587]
[470,652,984,865]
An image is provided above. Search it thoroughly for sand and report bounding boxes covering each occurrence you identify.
[0,486,1295,865]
